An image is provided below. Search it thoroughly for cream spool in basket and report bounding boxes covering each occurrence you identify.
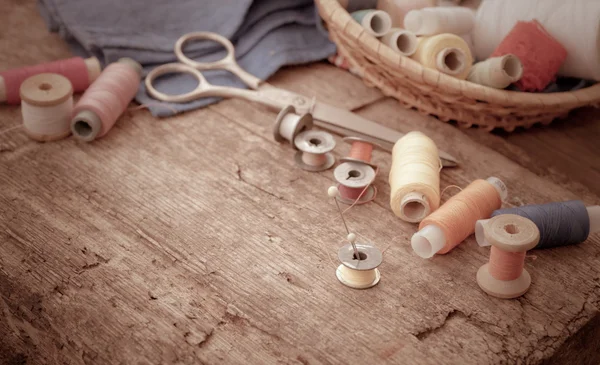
[467,54,523,89]
[411,34,473,80]
[20,73,73,142]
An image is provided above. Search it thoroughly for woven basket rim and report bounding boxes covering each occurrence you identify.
[317,0,600,108]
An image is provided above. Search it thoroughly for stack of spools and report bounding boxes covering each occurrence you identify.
[1,56,142,142]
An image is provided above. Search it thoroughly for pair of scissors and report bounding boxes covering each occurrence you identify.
[145,32,458,167]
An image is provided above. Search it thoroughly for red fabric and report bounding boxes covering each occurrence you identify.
[491,20,567,92]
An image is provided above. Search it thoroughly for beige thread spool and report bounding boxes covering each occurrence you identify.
[334,162,377,205]
[294,130,335,172]
[20,73,73,142]
[404,7,476,36]
[376,0,436,28]
[477,214,540,299]
[411,34,473,80]
[467,54,523,89]
[336,234,382,289]
[351,10,393,37]
[380,28,419,56]
[273,105,313,148]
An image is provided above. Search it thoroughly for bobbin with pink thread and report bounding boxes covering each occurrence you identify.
[71,58,142,142]
[334,162,377,205]
[477,214,540,299]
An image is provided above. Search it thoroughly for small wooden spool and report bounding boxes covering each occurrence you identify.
[333,161,376,205]
[20,73,73,141]
[273,105,313,148]
[294,130,335,172]
[336,242,382,289]
[477,214,540,299]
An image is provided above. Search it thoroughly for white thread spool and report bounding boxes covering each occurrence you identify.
[404,7,476,36]
[294,130,336,172]
[20,73,73,142]
[352,10,393,37]
[273,105,313,148]
[467,54,523,89]
[334,162,377,205]
[380,28,419,56]
[336,235,382,289]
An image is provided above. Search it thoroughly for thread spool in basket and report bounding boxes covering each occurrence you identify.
[411,177,508,258]
[380,28,418,56]
[404,7,475,36]
[411,34,473,80]
[294,130,336,172]
[467,54,523,89]
[20,73,73,142]
[273,105,313,148]
[334,161,377,205]
[389,131,441,223]
[71,58,142,142]
[476,201,600,249]
[351,9,392,37]
[336,239,383,289]
[477,214,540,299]
[1,57,101,104]
[376,0,436,28]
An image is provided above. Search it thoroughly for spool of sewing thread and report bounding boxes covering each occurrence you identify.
[336,234,383,289]
[20,73,73,142]
[490,21,567,92]
[340,136,381,168]
[411,34,473,80]
[294,130,336,172]
[411,177,508,258]
[71,58,142,142]
[476,201,600,249]
[351,10,392,37]
[389,131,441,223]
[467,54,523,89]
[477,214,540,299]
[404,7,475,36]
[376,0,436,28]
[334,162,377,205]
[380,28,418,56]
[273,105,313,148]
[0,57,100,104]
[473,0,600,81]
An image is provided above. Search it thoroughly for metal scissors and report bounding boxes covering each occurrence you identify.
[145,32,458,167]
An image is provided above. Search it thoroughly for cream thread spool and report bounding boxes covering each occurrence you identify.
[336,238,383,289]
[273,105,313,148]
[467,54,523,89]
[404,7,476,36]
[376,0,436,28]
[351,10,393,37]
[20,73,73,142]
[294,130,336,172]
[334,162,377,205]
[380,28,419,56]
[477,214,540,299]
[411,34,473,80]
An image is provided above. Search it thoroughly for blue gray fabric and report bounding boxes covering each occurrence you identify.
[38,0,337,117]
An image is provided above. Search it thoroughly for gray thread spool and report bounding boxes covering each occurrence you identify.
[476,200,597,249]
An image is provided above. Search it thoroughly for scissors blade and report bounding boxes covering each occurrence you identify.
[310,102,459,168]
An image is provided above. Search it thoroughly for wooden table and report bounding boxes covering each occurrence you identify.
[1,2,599,364]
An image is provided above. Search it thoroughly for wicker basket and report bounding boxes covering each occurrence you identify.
[315,0,600,131]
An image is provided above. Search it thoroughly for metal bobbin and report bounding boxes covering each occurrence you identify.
[340,136,382,169]
[336,242,382,289]
[273,105,313,148]
[333,161,377,205]
[294,130,336,172]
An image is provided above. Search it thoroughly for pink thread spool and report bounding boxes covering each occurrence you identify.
[0,57,101,104]
[71,58,142,142]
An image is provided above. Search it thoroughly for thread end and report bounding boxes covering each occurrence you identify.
[486,177,508,201]
[71,110,102,142]
[475,219,491,247]
[399,192,430,223]
[411,224,446,259]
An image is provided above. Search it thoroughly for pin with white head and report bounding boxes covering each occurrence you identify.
[328,186,382,289]
[273,105,313,148]
[294,130,336,172]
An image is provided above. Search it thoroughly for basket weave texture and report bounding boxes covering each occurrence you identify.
[316,0,600,131]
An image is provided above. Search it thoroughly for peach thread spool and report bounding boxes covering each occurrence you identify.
[477,214,540,299]
[389,131,441,223]
[411,177,508,258]
[273,105,313,148]
[71,58,142,142]
[1,57,101,104]
[294,130,336,172]
[20,73,73,142]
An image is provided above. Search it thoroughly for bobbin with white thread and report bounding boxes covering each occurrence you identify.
[294,130,335,172]
[336,239,382,289]
[477,214,540,299]
[20,73,73,142]
[273,105,313,148]
[380,28,418,56]
[334,162,377,205]
[340,136,381,169]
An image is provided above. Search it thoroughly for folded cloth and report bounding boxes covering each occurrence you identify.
[38,0,337,117]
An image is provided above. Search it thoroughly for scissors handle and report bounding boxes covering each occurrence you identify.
[175,32,262,90]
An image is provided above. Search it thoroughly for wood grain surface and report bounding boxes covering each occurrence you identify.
[1,2,599,364]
